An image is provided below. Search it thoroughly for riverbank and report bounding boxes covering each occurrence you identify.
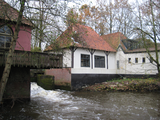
[81,78,160,92]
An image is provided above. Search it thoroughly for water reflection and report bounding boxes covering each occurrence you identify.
[1,82,160,120]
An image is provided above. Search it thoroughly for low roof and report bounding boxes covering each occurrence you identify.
[124,47,160,53]
[46,24,116,52]
[0,0,33,27]
[101,32,127,50]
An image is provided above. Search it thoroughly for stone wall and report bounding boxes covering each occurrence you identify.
[0,67,30,100]
[37,75,54,90]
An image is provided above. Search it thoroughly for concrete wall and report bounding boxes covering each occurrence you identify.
[1,67,30,100]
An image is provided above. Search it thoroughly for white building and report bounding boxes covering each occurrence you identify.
[45,24,159,90]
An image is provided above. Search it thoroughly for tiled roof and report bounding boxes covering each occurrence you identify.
[46,24,116,52]
[101,32,127,50]
[0,0,33,26]
[125,47,160,53]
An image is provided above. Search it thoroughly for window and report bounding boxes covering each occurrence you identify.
[117,60,119,69]
[142,57,145,63]
[81,54,90,67]
[135,58,138,63]
[0,25,12,48]
[128,58,131,63]
[95,55,105,68]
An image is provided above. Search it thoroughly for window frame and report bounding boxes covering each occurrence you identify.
[94,55,105,68]
[0,25,12,48]
[81,54,90,67]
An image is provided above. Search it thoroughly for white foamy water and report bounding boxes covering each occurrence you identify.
[28,82,160,120]
[31,82,74,104]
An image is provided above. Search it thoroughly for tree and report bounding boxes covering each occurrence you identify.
[65,8,79,26]
[0,0,73,102]
[96,0,135,37]
[136,0,160,76]
[0,0,26,102]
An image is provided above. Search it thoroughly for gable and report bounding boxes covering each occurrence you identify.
[101,32,127,50]
[46,24,116,52]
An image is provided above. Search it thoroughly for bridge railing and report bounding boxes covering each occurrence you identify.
[0,49,62,69]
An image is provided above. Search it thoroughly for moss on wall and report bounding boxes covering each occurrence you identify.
[37,75,54,90]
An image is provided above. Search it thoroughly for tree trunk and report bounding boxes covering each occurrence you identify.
[0,0,26,102]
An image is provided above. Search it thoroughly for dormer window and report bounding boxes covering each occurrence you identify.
[0,25,12,48]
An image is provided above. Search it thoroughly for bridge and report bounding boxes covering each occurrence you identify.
[0,49,62,101]
[0,49,62,69]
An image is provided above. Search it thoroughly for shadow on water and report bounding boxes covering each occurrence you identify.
[0,101,39,120]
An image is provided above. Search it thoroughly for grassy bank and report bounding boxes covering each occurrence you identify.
[81,78,160,92]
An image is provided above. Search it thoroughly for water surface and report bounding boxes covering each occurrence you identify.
[1,82,160,120]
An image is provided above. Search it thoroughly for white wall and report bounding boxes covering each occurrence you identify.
[63,49,72,68]
[54,47,159,75]
[116,47,159,75]
[116,47,126,74]
[71,48,117,74]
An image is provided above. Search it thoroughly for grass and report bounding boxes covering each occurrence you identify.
[81,78,160,92]
[112,77,159,83]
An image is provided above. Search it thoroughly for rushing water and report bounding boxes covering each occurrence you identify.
[1,82,160,120]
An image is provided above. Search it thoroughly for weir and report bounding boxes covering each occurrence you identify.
[0,49,62,101]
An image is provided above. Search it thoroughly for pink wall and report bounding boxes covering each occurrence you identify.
[11,25,31,51]
[45,68,71,86]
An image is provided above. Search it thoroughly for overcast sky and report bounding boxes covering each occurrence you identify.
[67,0,144,8]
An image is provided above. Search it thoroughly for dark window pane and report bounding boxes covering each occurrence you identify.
[135,58,138,63]
[6,28,12,35]
[81,54,90,67]
[95,56,105,68]
[6,42,10,48]
[0,26,5,33]
[0,41,4,47]
[142,57,145,63]
[128,58,131,63]
[6,37,11,42]
[0,36,5,42]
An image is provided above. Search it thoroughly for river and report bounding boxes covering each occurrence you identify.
[1,82,160,120]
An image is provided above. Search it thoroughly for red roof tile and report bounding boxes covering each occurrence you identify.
[0,0,33,26]
[101,32,127,50]
[46,24,116,52]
